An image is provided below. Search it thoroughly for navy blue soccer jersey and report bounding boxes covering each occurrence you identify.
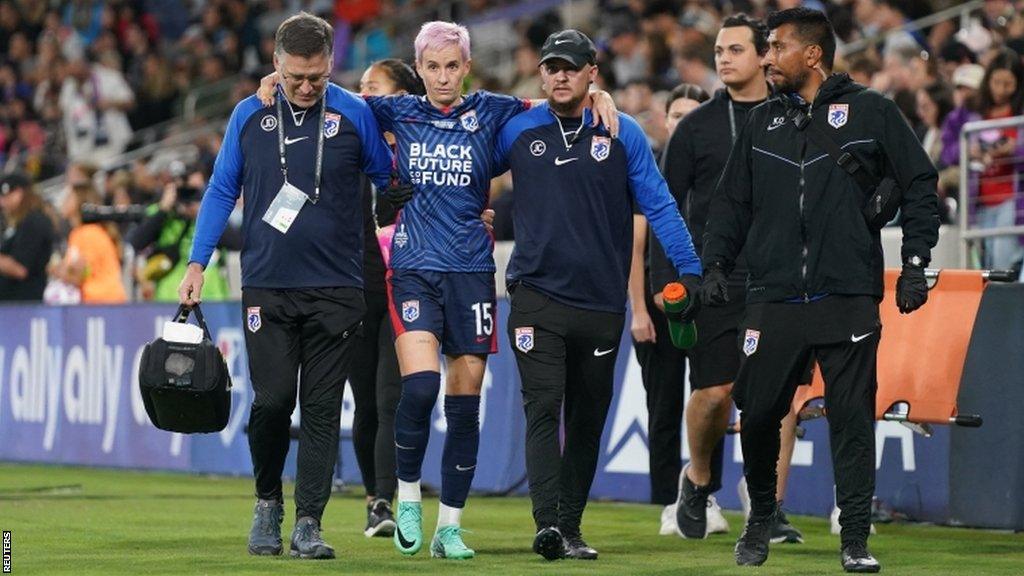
[190,84,393,289]
[366,91,528,273]
[493,103,701,313]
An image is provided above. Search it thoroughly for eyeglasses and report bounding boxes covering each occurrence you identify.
[281,71,331,88]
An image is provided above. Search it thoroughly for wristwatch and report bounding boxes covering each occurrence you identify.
[906,255,924,268]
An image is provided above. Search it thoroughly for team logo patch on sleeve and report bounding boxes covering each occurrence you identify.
[247,307,262,333]
[743,329,760,356]
[324,112,341,138]
[402,300,420,323]
[460,109,479,132]
[590,136,611,162]
[515,327,534,353]
[828,104,849,129]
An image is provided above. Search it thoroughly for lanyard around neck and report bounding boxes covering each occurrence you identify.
[276,88,327,204]
[552,110,586,150]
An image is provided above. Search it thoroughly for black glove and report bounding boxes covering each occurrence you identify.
[896,262,928,314]
[667,273,702,323]
[385,171,414,209]
[700,264,729,306]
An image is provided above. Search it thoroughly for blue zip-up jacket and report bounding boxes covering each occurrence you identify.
[190,84,393,289]
[494,103,701,313]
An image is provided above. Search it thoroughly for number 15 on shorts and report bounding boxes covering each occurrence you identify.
[471,302,493,336]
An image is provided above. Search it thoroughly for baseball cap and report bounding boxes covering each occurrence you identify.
[0,172,31,196]
[539,29,597,69]
[953,63,984,90]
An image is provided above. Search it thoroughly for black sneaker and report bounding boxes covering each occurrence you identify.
[675,465,712,539]
[563,533,598,560]
[532,526,564,561]
[734,514,772,566]
[770,504,804,544]
[841,542,881,573]
[248,499,283,556]
[290,517,335,559]
[364,499,396,538]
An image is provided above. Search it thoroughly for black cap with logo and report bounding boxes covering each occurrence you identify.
[0,172,31,196]
[539,29,597,69]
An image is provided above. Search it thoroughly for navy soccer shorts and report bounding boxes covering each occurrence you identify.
[386,269,497,355]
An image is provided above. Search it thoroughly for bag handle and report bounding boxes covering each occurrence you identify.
[788,107,880,193]
[173,303,214,342]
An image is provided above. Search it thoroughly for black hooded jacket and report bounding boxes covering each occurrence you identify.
[702,74,940,304]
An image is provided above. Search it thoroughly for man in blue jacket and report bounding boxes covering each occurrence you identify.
[179,12,393,560]
[493,29,702,561]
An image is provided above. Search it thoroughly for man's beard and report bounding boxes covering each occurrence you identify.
[549,90,587,116]
[773,68,810,96]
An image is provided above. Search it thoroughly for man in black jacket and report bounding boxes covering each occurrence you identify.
[650,14,804,544]
[702,8,939,572]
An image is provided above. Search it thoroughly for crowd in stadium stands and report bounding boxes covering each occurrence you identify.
[1,0,1023,304]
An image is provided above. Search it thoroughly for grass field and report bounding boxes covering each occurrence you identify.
[1,464,1022,575]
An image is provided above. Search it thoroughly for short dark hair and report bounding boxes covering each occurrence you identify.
[767,8,837,71]
[666,83,710,113]
[275,12,333,58]
[721,14,769,57]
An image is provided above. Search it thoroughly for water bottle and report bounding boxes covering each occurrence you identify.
[662,282,698,349]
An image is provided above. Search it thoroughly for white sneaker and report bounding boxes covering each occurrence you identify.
[831,505,877,535]
[737,477,751,521]
[706,495,730,534]
[659,504,678,535]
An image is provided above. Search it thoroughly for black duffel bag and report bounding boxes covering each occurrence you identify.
[138,304,232,433]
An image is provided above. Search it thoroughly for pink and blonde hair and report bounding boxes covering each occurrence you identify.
[414,21,471,63]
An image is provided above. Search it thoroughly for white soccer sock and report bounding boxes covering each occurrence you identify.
[398,479,421,502]
[437,502,462,528]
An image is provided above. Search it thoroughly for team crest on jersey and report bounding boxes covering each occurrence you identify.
[460,109,479,132]
[743,329,760,356]
[591,136,611,162]
[247,307,262,333]
[828,104,849,129]
[393,224,408,248]
[324,112,341,138]
[530,140,546,156]
[515,327,534,353]
[402,300,420,323]
[260,115,277,132]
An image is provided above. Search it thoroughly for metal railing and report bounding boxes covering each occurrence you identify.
[958,115,1024,269]
[841,0,983,56]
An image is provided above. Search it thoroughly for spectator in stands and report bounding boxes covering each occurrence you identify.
[675,42,719,95]
[128,162,239,302]
[969,48,1024,270]
[916,81,958,221]
[0,171,55,302]
[846,54,880,87]
[605,15,648,87]
[51,180,126,303]
[60,53,135,164]
[940,63,984,170]
[130,53,179,130]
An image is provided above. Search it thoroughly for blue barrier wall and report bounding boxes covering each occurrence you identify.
[0,300,947,521]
